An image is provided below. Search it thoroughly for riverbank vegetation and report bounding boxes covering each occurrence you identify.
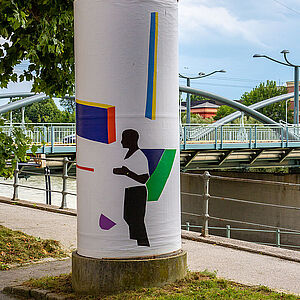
[0,225,66,270]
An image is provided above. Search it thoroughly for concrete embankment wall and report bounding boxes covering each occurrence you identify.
[181,172,300,248]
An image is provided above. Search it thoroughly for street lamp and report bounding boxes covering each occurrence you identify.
[179,69,226,123]
[253,50,300,125]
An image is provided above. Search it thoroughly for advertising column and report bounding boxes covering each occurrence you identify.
[73,0,186,292]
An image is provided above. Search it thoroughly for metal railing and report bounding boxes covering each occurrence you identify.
[181,171,300,249]
[180,123,300,145]
[1,123,76,146]
[3,123,300,148]
[1,157,76,209]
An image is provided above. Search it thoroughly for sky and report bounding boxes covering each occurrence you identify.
[2,0,300,102]
[178,0,300,100]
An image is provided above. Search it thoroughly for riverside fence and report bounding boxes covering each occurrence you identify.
[0,164,300,249]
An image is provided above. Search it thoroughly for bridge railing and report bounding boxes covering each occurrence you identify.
[3,123,300,147]
[180,123,300,145]
[1,123,76,145]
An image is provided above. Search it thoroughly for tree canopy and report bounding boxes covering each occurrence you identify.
[215,81,291,123]
[5,98,75,123]
[241,80,290,123]
[214,105,236,121]
[0,118,37,178]
[0,0,74,97]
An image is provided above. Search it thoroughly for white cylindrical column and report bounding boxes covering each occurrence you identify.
[75,0,180,259]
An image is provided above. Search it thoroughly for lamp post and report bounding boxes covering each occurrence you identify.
[253,50,300,126]
[179,70,226,124]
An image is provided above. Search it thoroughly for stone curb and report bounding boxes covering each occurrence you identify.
[3,286,68,300]
[0,197,77,217]
[182,230,300,263]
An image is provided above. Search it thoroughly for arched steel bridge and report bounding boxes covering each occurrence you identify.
[1,88,300,171]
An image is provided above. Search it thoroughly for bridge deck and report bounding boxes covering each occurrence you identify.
[2,123,300,170]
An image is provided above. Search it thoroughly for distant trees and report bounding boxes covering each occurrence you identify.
[181,112,214,124]
[214,81,291,123]
[7,99,75,123]
[240,80,290,123]
[59,98,76,114]
[214,105,236,121]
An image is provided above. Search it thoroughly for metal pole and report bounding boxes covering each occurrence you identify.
[12,162,19,201]
[43,126,47,154]
[60,157,69,209]
[186,78,191,124]
[276,228,281,248]
[9,97,13,127]
[51,126,54,153]
[44,167,49,205]
[201,171,210,237]
[21,107,25,125]
[286,100,288,124]
[226,225,231,238]
[294,66,299,126]
[186,222,190,231]
[48,167,52,205]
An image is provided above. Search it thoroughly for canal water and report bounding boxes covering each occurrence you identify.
[0,175,77,209]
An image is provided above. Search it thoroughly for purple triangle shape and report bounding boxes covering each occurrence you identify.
[99,214,116,230]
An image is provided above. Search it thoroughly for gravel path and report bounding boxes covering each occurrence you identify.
[0,202,76,252]
[1,201,299,296]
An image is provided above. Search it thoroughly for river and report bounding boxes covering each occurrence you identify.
[0,175,77,209]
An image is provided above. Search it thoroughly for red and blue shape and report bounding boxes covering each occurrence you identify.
[76,99,116,144]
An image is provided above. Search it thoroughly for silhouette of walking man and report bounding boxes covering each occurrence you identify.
[113,129,150,247]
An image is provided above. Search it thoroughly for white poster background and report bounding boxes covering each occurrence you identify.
[75,0,180,258]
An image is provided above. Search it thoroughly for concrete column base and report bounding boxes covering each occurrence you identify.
[72,250,187,294]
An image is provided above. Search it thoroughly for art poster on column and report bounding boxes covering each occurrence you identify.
[74,0,180,259]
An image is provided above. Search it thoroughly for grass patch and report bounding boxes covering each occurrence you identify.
[23,272,298,299]
[0,225,66,270]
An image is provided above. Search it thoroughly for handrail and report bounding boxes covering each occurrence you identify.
[1,163,300,248]
[180,123,300,145]
[181,223,300,249]
[181,171,300,249]
[1,157,76,208]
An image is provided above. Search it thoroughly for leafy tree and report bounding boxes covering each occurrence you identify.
[214,106,236,121]
[214,81,291,123]
[25,99,63,123]
[0,2,74,177]
[0,0,74,97]
[5,99,75,123]
[59,98,76,114]
[240,80,290,123]
[0,118,37,178]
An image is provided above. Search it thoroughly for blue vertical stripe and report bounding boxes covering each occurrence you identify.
[145,12,158,120]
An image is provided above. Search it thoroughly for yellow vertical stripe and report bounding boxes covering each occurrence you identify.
[152,12,158,120]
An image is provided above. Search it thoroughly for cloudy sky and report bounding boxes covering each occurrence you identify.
[178,0,300,99]
[2,0,300,101]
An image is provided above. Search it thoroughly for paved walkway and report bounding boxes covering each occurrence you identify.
[0,202,300,297]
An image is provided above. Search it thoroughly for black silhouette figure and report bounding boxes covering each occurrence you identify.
[113,129,150,247]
